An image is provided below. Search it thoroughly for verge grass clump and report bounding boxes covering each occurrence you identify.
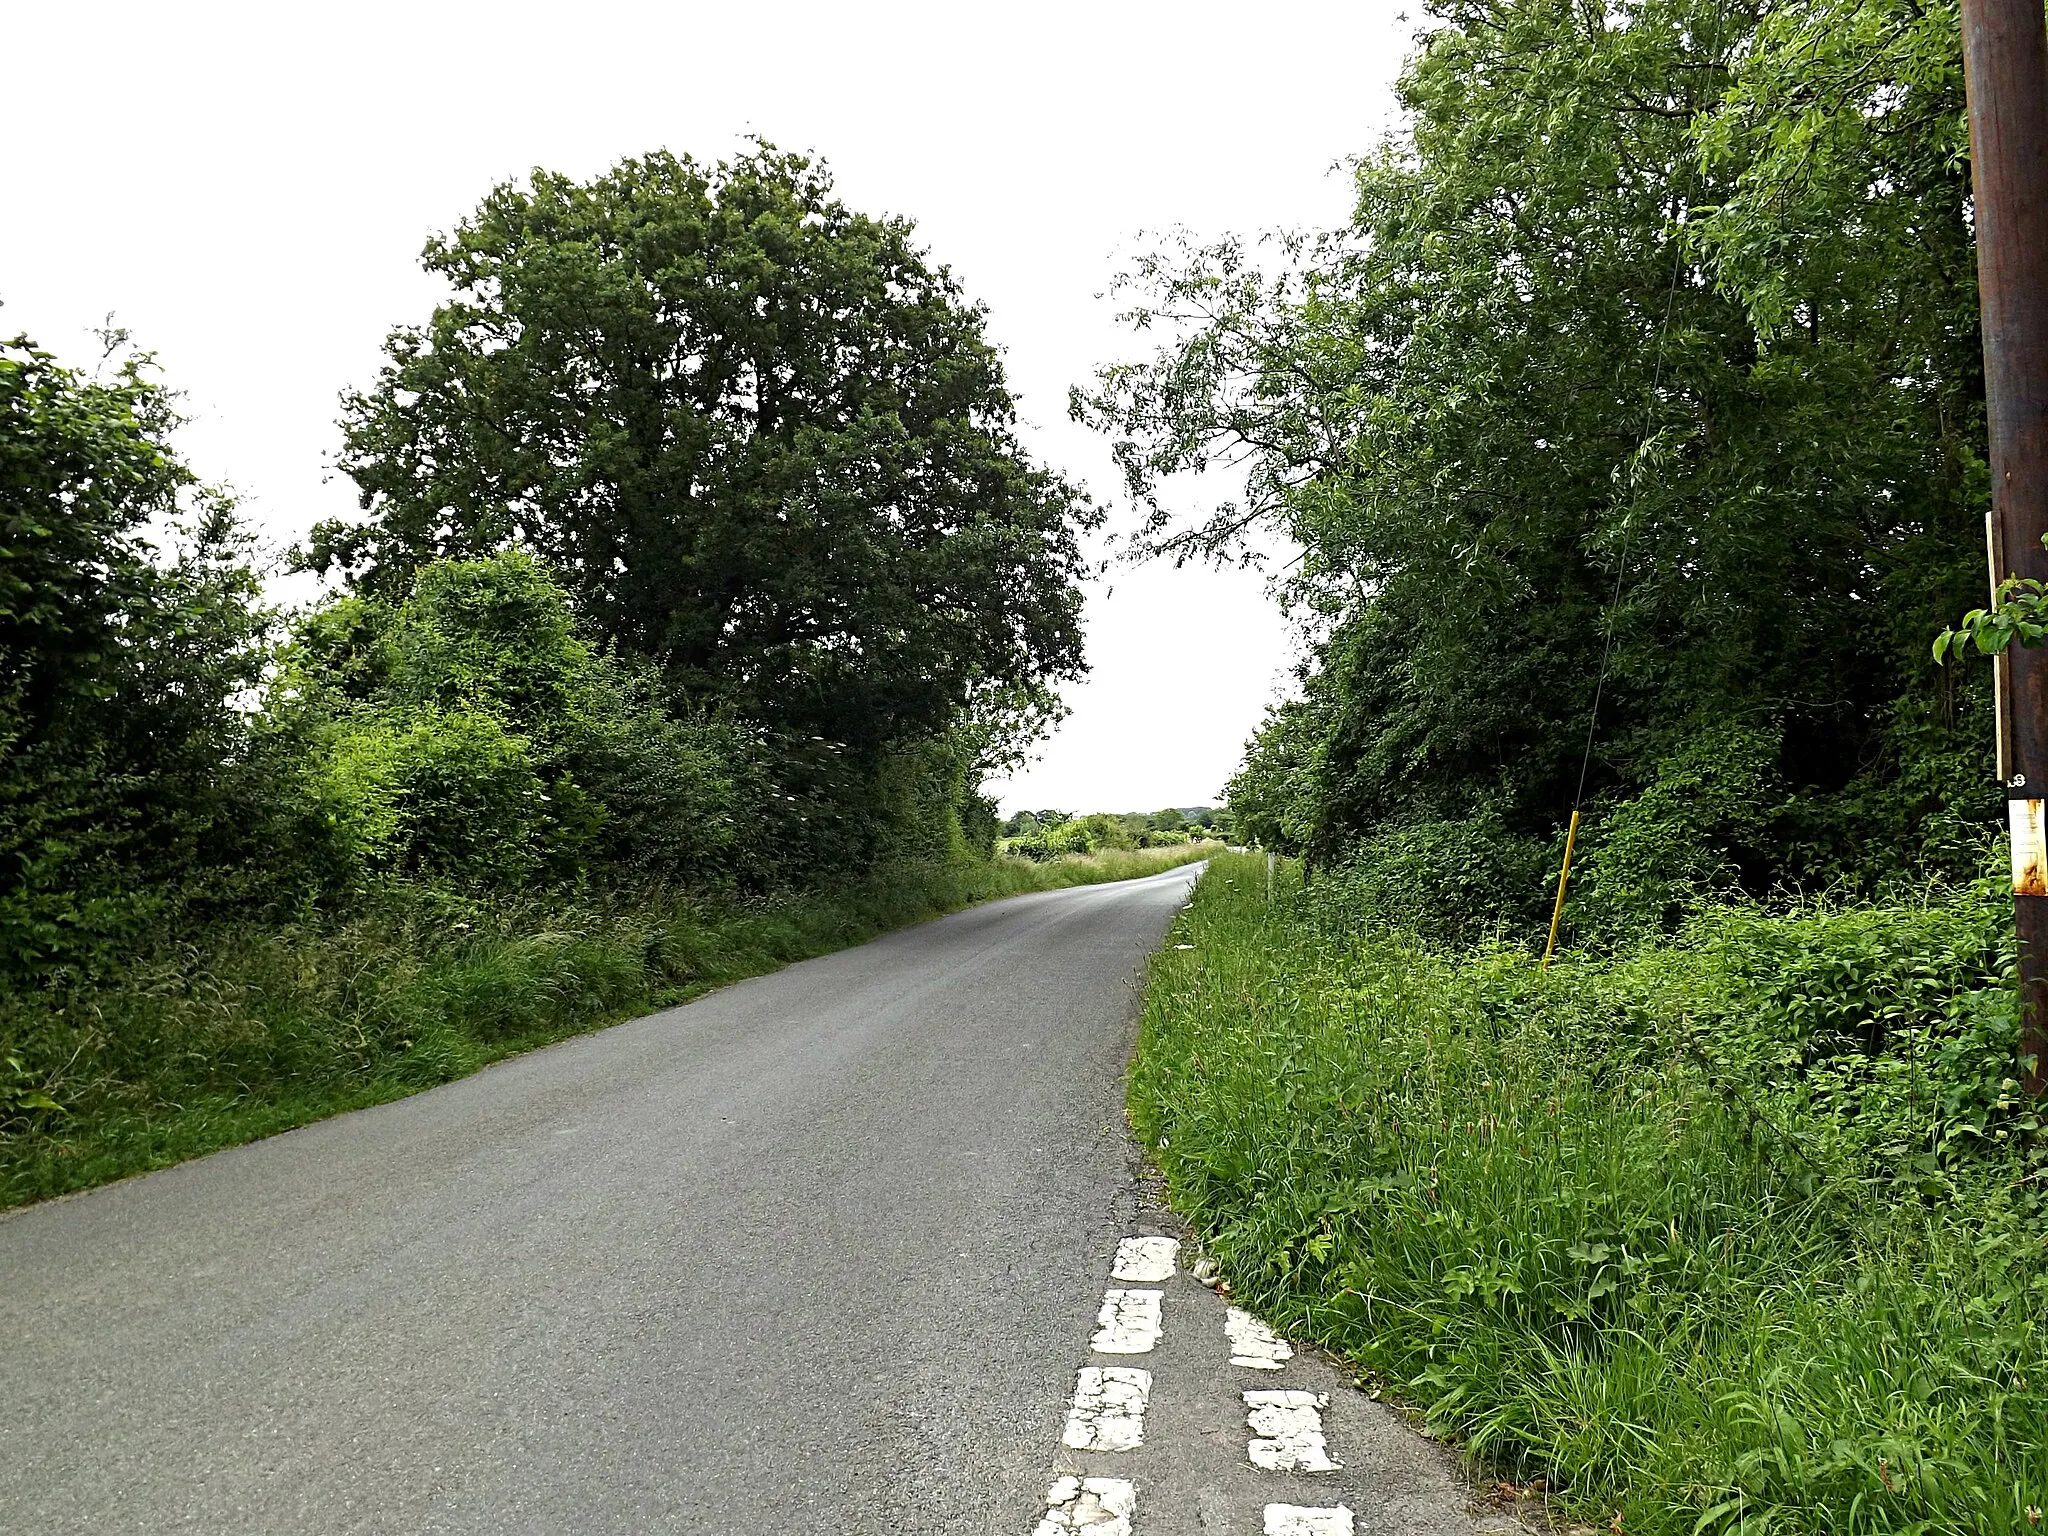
[1132,852,2045,1535]
[0,843,1212,1210]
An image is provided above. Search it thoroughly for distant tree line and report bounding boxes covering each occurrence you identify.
[998,807,1227,860]
[1082,0,1995,938]
[0,145,1096,987]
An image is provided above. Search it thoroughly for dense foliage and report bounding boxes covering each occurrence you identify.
[1091,12,2047,1525]
[0,335,1026,995]
[1136,854,2043,1535]
[1081,0,1993,933]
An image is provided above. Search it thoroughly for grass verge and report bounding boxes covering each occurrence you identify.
[0,843,1212,1211]
[1132,851,2045,1535]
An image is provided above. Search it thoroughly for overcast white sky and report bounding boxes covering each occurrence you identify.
[2,0,1414,815]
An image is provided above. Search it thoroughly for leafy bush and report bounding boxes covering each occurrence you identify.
[579,699,750,882]
[1667,892,2030,1171]
[1575,722,1784,934]
[1222,696,1325,856]
[282,551,744,892]
[320,709,556,887]
[1312,816,1553,945]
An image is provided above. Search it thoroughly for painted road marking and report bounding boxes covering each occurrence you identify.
[1226,1306,1294,1369]
[1244,1390,1340,1472]
[1110,1236,1179,1282]
[1032,1475,1137,1534]
[1263,1504,1355,1535]
[1089,1289,1164,1354]
[1062,1367,1153,1451]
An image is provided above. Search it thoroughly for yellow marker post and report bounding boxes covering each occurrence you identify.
[1541,809,1581,970]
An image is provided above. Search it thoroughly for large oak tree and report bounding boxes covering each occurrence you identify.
[316,144,1093,753]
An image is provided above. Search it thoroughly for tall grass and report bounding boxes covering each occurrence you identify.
[0,843,1213,1210]
[1132,852,2046,1535]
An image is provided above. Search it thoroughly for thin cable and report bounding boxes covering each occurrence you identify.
[1572,230,1686,810]
[1566,3,1730,814]
[1547,4,1731,968]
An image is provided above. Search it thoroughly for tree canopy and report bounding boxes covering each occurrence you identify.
[317,144,1094,753]
[1080,0,1992,923]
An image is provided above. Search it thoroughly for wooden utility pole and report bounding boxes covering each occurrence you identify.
[1963,0,2048,1093]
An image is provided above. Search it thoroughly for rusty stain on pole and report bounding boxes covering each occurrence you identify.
[1963,0,2048,1092]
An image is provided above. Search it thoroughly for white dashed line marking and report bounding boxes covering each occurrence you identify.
[1032,1475,1137,1534]
[1225,1306,1294,1369]
[1263,1504,1355,1535]
[1244,1390,1340,1472]
[1062,1367,1153,1451]
[1089,1289,1164,1354]
[1110,1236,1179,1282]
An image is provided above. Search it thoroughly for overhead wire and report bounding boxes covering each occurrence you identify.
[1543,2,1731,967]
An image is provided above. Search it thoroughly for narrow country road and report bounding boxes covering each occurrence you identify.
[0,864,1504,1536]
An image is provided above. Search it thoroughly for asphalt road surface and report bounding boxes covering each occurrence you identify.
[0,865,1506,1536]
